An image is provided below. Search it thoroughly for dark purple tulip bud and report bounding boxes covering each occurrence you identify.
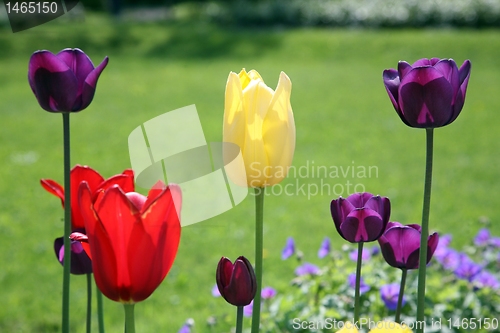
[383,58,471,128]
[330,192,391,243]
[378,222,439,270]
[54,237,92,275]
[216,256,256,306]
[28,48,108,112]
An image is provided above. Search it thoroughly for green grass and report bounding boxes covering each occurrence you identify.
[1,13,500,332]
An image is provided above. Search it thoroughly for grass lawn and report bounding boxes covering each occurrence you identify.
[1,12,500,332]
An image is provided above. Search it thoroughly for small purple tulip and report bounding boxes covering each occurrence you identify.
[282,237,295,260]
[216,256,257,306]
[28,48,108,112]
[318,237,331,258]
[331,192,391,243]
[295,262,320,276]
[54,237,92,275]
[383,58,471,128]
[378,222,439,270]
[380,283,406,311]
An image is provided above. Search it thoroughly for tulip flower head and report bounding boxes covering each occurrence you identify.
[378,222,439,270]
[383,58,471,128]
[78,181,182,303]
[223,69,295,187]
[216,256,257,306]
[331,192,391,243]
[28,48,108,112]
[41,165,134,274]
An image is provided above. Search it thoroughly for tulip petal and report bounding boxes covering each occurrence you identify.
[342,208,384,242]
[28,50,78,112]
[330,197,355,236]
[397,61,412,78]
[40,179,65,206]
[79,182,121,301]
[365,195,391,226]
[228,259,255,305]
[399,67,454,127]
[53,237,93,275]
[427,232,440,261]
[382,69,402,115]
[451,60,472,123]
[78,56,109,111]
[382,226,421,269]
[346,192,374,208]
[223,72,246,153]
[71,165,105,230]
[95,186,141,302]
[263,72,295,185]
[56,48,95,91]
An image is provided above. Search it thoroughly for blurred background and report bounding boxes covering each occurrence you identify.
[1,0,500,332]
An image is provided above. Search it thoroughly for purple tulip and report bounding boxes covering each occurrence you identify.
[318,237,331,258]
[216,256,257,306]
[331,192,391,243]
[383,58,471,128]
[28,48,108,112]
[378,222,439,270]
[261,286,277,299]
[282,237,295,260]
[295,262,320,276]
[348,273,370,294]
[474,228,491,246]
[380,283,406,311]
[54,237,92,275]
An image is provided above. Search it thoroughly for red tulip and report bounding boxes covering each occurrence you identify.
[41,165,134,231]
[78,181,182,303]
[216,256,257,306]
[41,165,134,274]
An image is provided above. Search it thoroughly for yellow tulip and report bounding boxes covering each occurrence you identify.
[368,321,413,333]
[223,69,295,187]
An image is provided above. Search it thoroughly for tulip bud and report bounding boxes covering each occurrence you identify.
[28,48,108,112]
[383,58,471,128]
[216,256,257,306]
[378,222,439,270]
[330,192,391,243]
[223,69,295,187]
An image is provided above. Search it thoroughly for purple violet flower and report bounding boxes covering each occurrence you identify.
[348,273,370,294]
[436,248,461,271]
[380,283,406,311]
[261,286,277,299]
[243,300,253,317]
[318,237,331,258]
[211,284,221,297]
[454,254,482,281]
[295,262,320,276]
[474,228,491,246]
[349,248,372,262]
[282,237,295,260]
[472,271,500,290]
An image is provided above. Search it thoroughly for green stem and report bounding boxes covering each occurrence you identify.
[354,242,364,324]
[123,304,135,333]
[251,187,265,333]
[86,274,92,333]
[236,306,244,333]
[97,286,105,333]
[416,128,434,333]
[395,269,407,323]
[62,113,71,333]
